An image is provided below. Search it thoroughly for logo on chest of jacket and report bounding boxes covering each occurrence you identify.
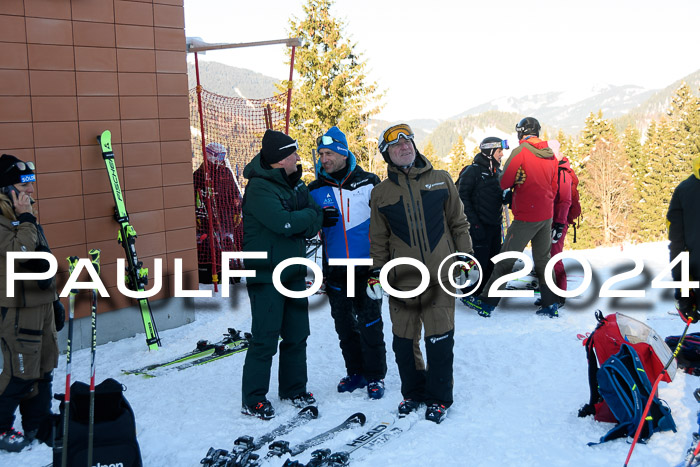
[425,182,445,189]
[323,193,334,206]
[350,179,369,189]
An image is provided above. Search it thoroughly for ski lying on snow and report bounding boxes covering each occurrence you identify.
[123,328,250,377]
[261,412,365,465]
[200,406,319,467]
[287,413,419,466]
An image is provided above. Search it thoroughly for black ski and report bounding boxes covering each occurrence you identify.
[200,406,319,467]
[97,130,161,349]
[266,413,365,465]
[123,328,249,377]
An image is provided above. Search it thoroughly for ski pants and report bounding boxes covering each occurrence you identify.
[480,218,558,308]
[469,223,502,296]
[550,224,569,292]
[242,280,310,407]
[0,303,58,433]
[389,285,455,407]
[326,276,387,382]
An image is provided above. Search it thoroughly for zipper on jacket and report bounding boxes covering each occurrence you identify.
[404,172,426,264]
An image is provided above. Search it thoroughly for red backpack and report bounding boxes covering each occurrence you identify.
[579,311,675,422]
[558,165,581,241]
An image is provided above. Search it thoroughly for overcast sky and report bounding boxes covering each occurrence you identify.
[183,0,700,122]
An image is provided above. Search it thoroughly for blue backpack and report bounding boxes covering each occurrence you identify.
[589,343,676,445]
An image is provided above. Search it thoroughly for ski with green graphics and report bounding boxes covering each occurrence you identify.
[97,130,161,350]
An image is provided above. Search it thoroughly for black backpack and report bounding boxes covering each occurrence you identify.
[52,378,142,467]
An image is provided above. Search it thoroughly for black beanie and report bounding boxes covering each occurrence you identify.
[261,130,297,165]
[0,154,35,187]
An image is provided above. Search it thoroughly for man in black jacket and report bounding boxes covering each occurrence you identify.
[457,137,509,296]
[668,155,700,322]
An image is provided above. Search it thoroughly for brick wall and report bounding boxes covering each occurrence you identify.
[0,0,197,321]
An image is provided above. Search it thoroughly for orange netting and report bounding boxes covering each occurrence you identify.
[189,87,288,284]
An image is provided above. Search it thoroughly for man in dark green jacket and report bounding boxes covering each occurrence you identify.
[240,130,323,420]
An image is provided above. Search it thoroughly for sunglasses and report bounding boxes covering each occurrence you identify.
[480,140,509,151]
[2,161,35,175]
[379,124,414,153]
[279,141,299,152]
[316,135,345,147]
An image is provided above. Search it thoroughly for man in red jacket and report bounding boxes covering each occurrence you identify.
[463,117,560,317]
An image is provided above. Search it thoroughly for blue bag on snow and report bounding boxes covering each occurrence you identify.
[589,343,676,445]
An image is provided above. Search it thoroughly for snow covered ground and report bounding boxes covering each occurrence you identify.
[6,241,700,467]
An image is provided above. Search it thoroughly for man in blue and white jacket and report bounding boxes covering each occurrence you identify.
[309,126,387,399]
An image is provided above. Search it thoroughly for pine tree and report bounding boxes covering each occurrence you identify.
[448,136,469,181]
[638,120,673,241]
[622,127,644,240]
[282,0,383,180]
[667,82,700,178]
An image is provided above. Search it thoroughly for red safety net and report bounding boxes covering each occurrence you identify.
[189,87,288,284]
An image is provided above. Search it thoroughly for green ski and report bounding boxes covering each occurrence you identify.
[123,328,250,376]
[97,130,161,350]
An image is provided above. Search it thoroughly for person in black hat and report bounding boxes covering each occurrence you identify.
[239,131,323,419]
[456,136,510,297]
[0,154,64,451]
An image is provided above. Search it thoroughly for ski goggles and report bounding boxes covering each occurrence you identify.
[480,140,509,151]
[2,161,35,175]
[316,135,346,147]
[279,141,299,152]
[378,124,414,153]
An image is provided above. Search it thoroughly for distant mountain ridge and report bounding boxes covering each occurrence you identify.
[454,84,656,135]
[187,60,280,99]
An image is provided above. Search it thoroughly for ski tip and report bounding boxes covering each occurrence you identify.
[300,405,319,419]
[98,130,112,152]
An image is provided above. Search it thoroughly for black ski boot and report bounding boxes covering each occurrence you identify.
[398,399,421,417]
[425,403,448,424]
[284,392,316,408]
[241,399,275,420]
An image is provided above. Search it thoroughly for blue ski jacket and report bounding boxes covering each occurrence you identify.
[309,155,380,281]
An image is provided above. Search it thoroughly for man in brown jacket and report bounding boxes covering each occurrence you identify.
[368,123,473,424]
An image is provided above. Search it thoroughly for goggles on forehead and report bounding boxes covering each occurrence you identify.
[480,140,509,151]
[378,124,414,153]
[3,161,35,175]
[316,135,346,147]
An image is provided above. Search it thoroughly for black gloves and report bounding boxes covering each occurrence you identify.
[502,189,513,206]
[322,206,340,227]
[676,289,699,323]
[53,299,65,332]
[551,222,566,243]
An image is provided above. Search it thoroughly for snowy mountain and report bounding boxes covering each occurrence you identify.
[454,84,656,135]
[7,242,700,467]
[187,60,280,99]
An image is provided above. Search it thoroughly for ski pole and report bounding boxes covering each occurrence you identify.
[87,249,101,467]
[624,313,692,466]
[61,256,80,467]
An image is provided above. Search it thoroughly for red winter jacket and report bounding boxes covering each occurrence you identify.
[500,137,558,222]
[553,157,573,224]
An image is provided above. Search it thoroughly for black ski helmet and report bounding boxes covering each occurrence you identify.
[479,137,505,158]
[515,117,541,140]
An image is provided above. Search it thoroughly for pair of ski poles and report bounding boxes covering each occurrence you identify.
[61,249,101,467]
